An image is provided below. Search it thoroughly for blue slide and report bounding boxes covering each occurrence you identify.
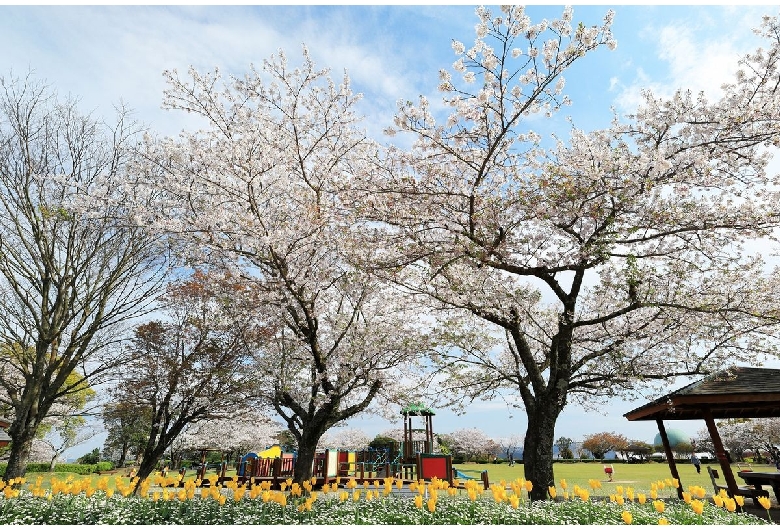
[453,468,477,480]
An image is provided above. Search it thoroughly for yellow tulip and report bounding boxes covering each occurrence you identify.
[758,496,771,510]
[724,498,737,512]
[734,495,745,507]
[427,497,436,513]
[414,494,423,509]
[525,480,533,492]
[560,479,567,490]
[548,486,557,499]
[509,494,520,509]
[578,489,590,502]
[637,493,646,504]
[616,485,624,495]
[353,490,361,502]
[653,500,665,513]
[621,511,633,525]
[712,494,723,508]
[658,518,669,525]
[682,491,692,504]
[691,499,704,516]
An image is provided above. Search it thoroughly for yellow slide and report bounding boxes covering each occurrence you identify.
[258,445,282,459]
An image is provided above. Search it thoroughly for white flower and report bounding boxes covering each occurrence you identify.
[452,40,465,55]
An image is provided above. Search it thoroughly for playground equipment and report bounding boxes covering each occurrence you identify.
[207,402,490,490]
[401,403,435,462]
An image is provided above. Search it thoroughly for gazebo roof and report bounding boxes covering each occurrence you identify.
[624,366,780,422]
[401,403,435,416]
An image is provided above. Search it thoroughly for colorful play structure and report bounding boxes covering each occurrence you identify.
[202,403,489,490]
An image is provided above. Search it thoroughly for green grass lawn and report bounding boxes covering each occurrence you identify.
[453,461,777,497]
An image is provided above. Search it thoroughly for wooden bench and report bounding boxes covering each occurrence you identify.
[707,466,769,504]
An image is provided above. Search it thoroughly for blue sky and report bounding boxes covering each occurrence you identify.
[2,4,779,458]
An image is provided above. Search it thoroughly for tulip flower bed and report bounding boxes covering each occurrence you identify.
[0,474,770,525]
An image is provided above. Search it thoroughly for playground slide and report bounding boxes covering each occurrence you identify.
[258,445,282,459]
[453,468,477,480]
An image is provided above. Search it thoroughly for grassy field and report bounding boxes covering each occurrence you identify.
[16,460,776,499]
[454,461,777,497]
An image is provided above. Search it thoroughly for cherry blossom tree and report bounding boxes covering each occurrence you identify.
[447,427,498,462]
[175,407,282,458]
[698,418,780,463]
[0,73,168,480]
[497,434,524,461]
[318,428,372,451]
[129,49,434,483]
[359,7,780,499]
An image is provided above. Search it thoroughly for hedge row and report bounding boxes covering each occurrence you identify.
[0,461,114,476]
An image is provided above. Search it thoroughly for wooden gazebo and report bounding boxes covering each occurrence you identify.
[624,366,780,499]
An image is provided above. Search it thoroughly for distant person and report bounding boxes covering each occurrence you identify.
[691,453,701,474]
[509,452,514,467]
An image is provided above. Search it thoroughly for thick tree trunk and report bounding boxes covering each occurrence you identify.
[132,428,171,493]
[523,398,563,502]
[4,433,34,480]
[292,425,329,483]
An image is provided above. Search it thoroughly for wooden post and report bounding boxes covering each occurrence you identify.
[656,419,684,499]
[702,408,741,495]
[272,457,282,489]
[197,449,207,481]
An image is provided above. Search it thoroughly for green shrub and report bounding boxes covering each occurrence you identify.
[95,461,114,472]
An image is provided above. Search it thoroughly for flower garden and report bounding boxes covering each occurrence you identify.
[0,472,772,525]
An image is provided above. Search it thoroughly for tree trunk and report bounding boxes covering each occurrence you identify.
[523,398,563,502]
[117,441,129,469]
[3,433,33,480]
[293,426,328,483]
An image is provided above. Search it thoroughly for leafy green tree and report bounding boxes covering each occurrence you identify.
[555,437,574,460]
[101,396,152,468]
[77,448,101,465]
